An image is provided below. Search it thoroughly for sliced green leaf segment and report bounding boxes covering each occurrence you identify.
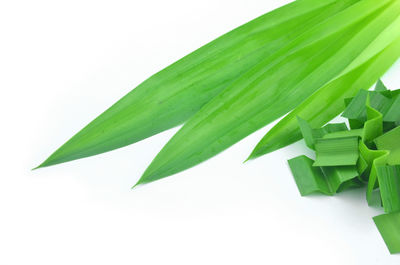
[373,212,400,254]
[377,165,400,213]
[384,95,400,122]
[322,166,361,192]
[362,104,383,142]
[313,137,359,167]
[358,140,389,205]
[288,155,358,196]
[342,90,369,120]
[297,117,347,150]
[375,79,389,91]
[375,126,400,165]
[288,156,333,196]
[357,154,369,177]
[343,90,392,123]
[323,129,363,139]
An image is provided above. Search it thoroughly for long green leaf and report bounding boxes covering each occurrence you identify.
[38,0,360,168]
[137,0,400,185]
[248,21,400,160]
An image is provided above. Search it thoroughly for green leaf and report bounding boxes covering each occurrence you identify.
[377,165,400,214]
[343,91,392,124]
[357,154,369,177]
[375,79,388,91]
[384,95,400,122]
[288,155,359,196]
[248,24,400,160]
[288,155,333,196]
[37,0,361,168]
[322,166,361,192]
[375,126,400,165]
[323,128,364,139]
[359,140,389,205]
[313,137,359,166]
[342,89,369,120]
[362,103,383,142]
[137,0,400,185]
[373,212,400,254]
[297,117,347,150]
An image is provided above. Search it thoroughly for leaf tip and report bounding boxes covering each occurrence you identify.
[131,182,141,190]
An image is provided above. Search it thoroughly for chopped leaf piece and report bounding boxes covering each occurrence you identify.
[377,165,400,213]
[359,140,389,205]
[357,154,369,177]
[288,156,359,196]
[288,156,333,196]
[342,89,369,120]
[322,166,360,192]
[362,104,383,142]
[297,117,347,150]
[297,117,320,150]
[313,137,359,166]
[384,95,400,122]
[373,212,400,254]
[369,92,394,117]
[323,128,363,139]
[343,89,392,124]
[375,79,388,91]
[375,126,400,165]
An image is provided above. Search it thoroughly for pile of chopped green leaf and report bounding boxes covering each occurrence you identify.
[288,80,400,254]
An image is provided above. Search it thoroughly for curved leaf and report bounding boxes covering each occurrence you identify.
[136,0,399,185]
[38,0,358,168]
[248,22,400,160]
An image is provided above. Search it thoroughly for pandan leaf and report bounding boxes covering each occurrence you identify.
[313,137,359,167]
[384,95,400,122]
[376,165,400,214]
[248,23,400,160]
[362,103,383,143]
[357,154,369,177]
[342,90,369,120]
[322,166,361,192]
[375,126,400,165]
[343,91,392,123]
[375,79,388,91]
[360,140,389,205]
[136,0,400,185]
[323,129,363,139]
[288,155,359,196]
[288,155,333,196]
[37,0,360,168]
[373,212,400,254]
[297,117,347,150]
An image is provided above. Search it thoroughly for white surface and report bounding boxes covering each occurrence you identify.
[1,0,400,264]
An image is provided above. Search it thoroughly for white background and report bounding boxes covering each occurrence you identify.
[1,0,400,264]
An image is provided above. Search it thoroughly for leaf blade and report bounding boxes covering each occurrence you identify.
[138,0,400,185]
[248,21,400,160]
[38,0,357,168]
